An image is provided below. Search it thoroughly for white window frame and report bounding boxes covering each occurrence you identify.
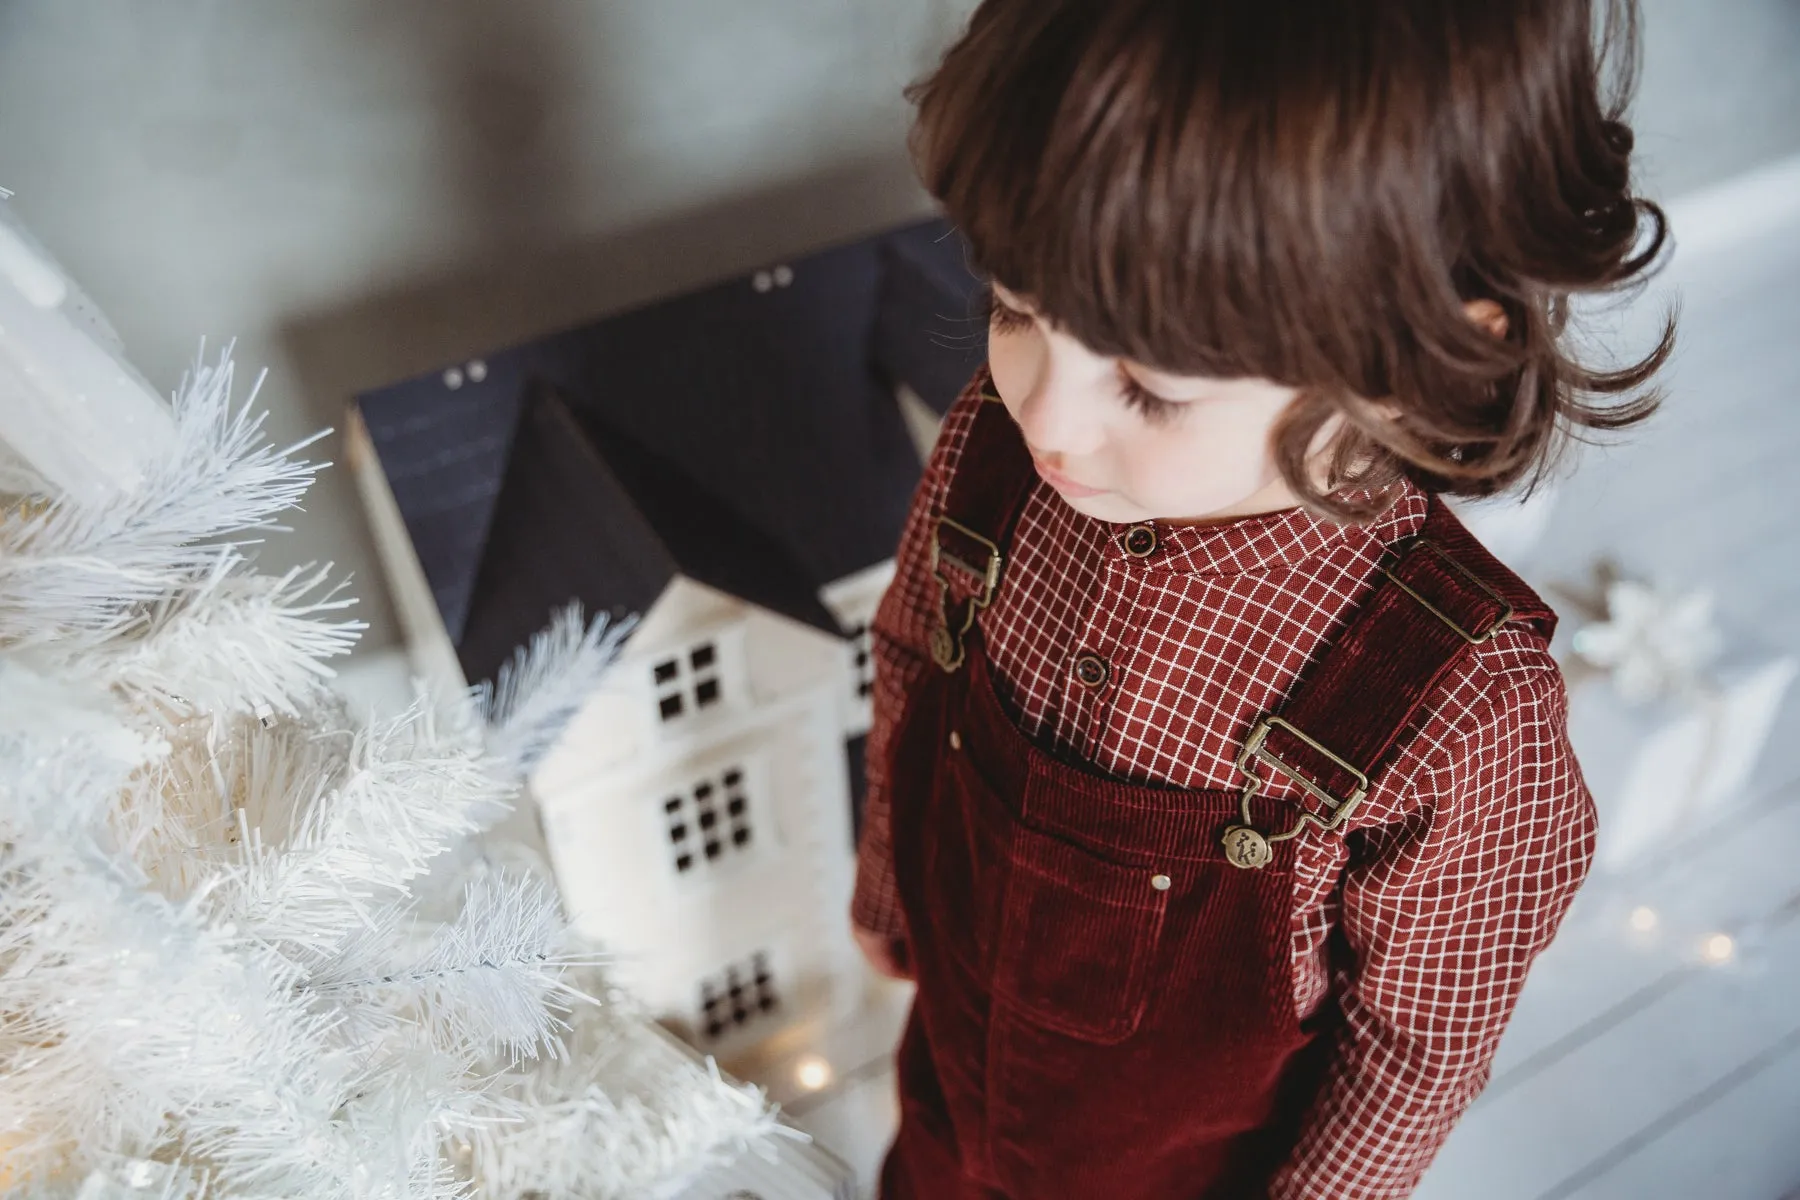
[694,947,782,1045]
[644,622,748,733]
[660,759,764,879]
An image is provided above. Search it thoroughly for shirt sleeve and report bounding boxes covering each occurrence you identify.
[1268,660,1596,1199]
[850,380,987,939]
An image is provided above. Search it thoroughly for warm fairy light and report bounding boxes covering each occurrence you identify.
[794,1054,834,1092]
[1702,933,1736,964]
[1628,906,1659,933]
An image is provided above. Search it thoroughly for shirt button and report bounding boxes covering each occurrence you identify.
[1123,523,1159,558]
[1150,873,1172,891]
[949,730,963,751]
[1073,653,1111,689]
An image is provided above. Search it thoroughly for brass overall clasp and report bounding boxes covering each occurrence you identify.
[1222,716,1372,869]
[929,516,1004,673]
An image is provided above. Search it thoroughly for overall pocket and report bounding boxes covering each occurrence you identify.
[990,821,1169,1044]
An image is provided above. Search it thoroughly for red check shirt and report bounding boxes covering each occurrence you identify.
[853,378,1595,1199]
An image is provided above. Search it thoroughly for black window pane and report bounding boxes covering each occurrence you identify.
[669,824,687,842]
[705,840,722,859]
[676,854,693,871]
[659,694,683,720]
[699,811,717,830]
[694,782,714,801]
[690,643,717,670]
[696,678,721,707]
[654,659,678,683]
[727,797,746,816]
[733,828,751,847]
[664,796,682,813]
[723,769,744,787]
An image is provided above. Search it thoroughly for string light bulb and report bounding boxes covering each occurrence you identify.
[794,1054,834,1092]
[1702,933,1735,964]
[1628,906,1659,933]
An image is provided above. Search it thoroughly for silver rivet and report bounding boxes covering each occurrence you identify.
[752,271,774,292]
[949,730,962,751]
[773,264,794,287]
[466,359,488,382]
[1150,873,1171,891]
[442,367,465,389]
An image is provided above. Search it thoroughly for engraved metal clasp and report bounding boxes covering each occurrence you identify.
[1222,716,1371,869]
[929,516,1003,673]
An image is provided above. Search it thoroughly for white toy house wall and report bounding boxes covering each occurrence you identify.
[821,560,897,740]
[533,575,865,1058]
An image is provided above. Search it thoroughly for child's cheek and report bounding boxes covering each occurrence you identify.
[1128,424,1271,519]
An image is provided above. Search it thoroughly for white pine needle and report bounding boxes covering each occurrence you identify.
[223,705,507,954]
[476,603,633,779]
[467,991,788,1200]
[305,873,591,1062]
[0,342,323,650]
[94,552,366,721]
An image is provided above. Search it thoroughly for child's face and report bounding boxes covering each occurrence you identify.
[987,284,1305,527]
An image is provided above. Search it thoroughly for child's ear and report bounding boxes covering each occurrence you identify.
[1464,298,1509,339]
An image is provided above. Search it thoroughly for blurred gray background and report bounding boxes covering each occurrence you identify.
[0,0,1794,654]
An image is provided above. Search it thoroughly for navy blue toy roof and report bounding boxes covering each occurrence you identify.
[356,217,987,685]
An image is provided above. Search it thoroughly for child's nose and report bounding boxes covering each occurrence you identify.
[1013,347,1108,459]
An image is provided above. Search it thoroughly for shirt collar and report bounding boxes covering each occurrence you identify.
[1132,480,1431,577]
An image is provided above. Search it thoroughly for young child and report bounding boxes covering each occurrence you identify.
[849,2,1673,1197]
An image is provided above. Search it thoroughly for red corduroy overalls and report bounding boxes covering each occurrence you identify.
[879,392,1552,1199]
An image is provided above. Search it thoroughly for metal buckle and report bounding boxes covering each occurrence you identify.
[1379,539,1514,645]
[929,517,1003,672]
[1223,716,1371,868]
[932,517,1003,602]
[1237,716,1371,834]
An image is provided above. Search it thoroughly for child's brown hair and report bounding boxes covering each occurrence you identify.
[907,0,1676,521]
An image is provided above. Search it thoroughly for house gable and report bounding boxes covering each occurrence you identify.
[458,385,679,686]
[530,575,848,796]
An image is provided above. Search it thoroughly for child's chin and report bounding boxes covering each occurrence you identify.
[1059,492,1150,525]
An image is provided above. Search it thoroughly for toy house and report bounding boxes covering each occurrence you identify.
[346,218,984,1057]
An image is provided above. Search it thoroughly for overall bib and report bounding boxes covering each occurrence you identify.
[878,390,1552,1199]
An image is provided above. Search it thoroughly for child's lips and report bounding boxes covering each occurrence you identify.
[1031,456,1107,499]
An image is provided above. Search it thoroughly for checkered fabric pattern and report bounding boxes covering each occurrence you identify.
[852,376,1595,1198]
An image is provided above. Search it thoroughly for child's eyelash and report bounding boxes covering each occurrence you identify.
[983,287,1182,423]
[1118,375,1182,422]
[984,292,1035,333]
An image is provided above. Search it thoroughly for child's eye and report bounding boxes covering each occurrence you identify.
[984,291,1036,334]
[1118,374,1183,423]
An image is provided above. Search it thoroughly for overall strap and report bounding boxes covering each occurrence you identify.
[928,378,1038,673]
[1222,496,1558,869]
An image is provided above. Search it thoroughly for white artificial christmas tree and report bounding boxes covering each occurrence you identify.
[0,211,827,1197]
